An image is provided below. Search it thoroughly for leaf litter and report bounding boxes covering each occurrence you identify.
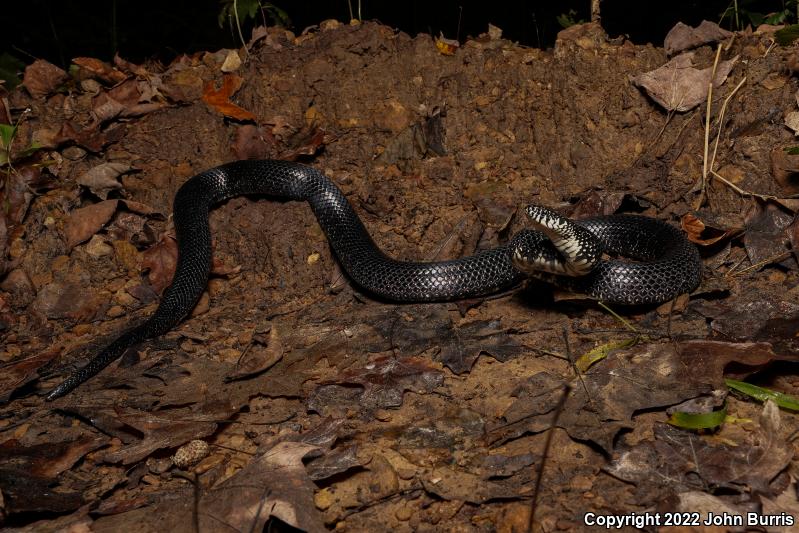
[2,18,799,531]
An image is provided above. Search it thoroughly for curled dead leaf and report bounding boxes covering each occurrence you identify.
[201,74,256,121]
[435,34,460,56]
[72,57,127,84]
[77,162,136,199]
[680,213,740,246]
[664,20,732,56]
[141,234,178,294]
[226,323,284,380]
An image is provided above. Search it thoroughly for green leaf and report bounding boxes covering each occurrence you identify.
[0,124,16,151]
[15,142,41,161]
[725,379,799,411]
[0,52,25,90]
[764,9,790,25]
[575,338,637,372]
[667,405,727,430]
[747,12,766,27]
[776,24,799,46]
[264,3,291,27]
[784,146,799,155]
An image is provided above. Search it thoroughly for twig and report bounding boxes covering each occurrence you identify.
[527,383,571,533]
[729,250,793,277]
[597,301,638,333]
[764,38,777,57]
[708,76,747,173]
[710,170,780,201]
[233,0,249,59]
[699,45,724,207]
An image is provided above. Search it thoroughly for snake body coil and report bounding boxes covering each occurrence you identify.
[46,160,701,399]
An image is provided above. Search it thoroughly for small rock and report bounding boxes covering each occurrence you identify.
[85,235,113,258]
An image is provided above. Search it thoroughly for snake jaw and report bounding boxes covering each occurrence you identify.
[514,205,603,277]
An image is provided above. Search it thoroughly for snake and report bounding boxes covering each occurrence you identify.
[45,160,701,400]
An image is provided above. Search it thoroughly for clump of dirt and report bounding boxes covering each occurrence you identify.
[1,18,799,531]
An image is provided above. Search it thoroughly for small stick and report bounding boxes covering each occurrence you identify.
[597,301,638,334]
[730,250,793,277]
[527,383,572,533]
[699,45,724,207]
[710,170,780,201]
[709,76,747,173]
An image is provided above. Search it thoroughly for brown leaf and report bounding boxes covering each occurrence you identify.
[113,54,151,77]
[93,82,168,122]
[770,146,799,193]
[310,355,443,412]
[91,93,127,123]
[608,401,792,499]
[141,233,178,294]
[0,467,83,515]
[32,281,105,321]
[226,323,284,380]
[0,436,107,478]
[422,467,517,503]
[744,202,793,268]
[487,340,783,452]
[72,57,127,84]
[90,440,325,531]
[664,20,733,56]
[54,121,120,152]
[305,445,363,481]
[278,125,327,161]
[2,166,37,227]
[201,74,256,121]
[0,348,60,403]
[77,162,136,199]
[92,407,218,464]
[633,52,738,112]
[64,199,120,249]
[119,199,162,216]
[21,59,68,98]
[680,212,741,246]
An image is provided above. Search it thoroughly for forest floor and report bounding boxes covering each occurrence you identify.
[2,18,799,532]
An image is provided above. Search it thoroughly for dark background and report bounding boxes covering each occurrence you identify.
[0,0,791,69]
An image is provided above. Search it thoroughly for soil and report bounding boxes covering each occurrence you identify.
[2,18,799,532]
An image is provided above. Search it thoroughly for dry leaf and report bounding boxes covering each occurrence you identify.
[664,20,732,56]
[633,52,739,112]
[64,200,119,249]
[771,146,799,192]
[681,213,741,246]
[786,111,799,135]
[201,74,256,121]
[435,34,460,55]
[22,59,68,98]
[141,234,178,294]
[72,57,127,84]
[77,162,135,199]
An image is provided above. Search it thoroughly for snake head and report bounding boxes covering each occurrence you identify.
[511,205,603,277]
